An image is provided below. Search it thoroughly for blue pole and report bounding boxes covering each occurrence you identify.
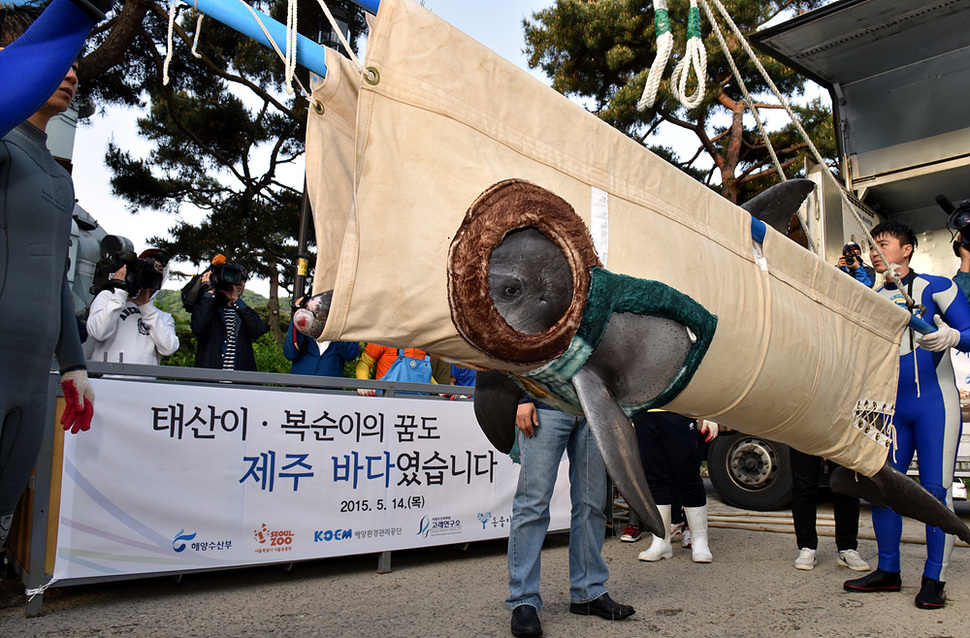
[174,0,382,79]
[908,315,937,335]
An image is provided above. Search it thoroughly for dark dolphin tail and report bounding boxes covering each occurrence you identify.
[572,367,665,539]
[740,178,815,235]
[472,370,521,454]
[831,462,970,544]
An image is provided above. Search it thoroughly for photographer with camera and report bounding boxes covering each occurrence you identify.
[87,249,179,365]
[837,241,875,287]
[190,256,268,371]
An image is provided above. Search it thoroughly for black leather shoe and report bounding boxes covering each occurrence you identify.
[843,568,902,592]
[569,593,635,620]
[915,576,946,609]
[510,604,542,638]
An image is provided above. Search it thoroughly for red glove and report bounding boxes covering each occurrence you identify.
[61,369,95,434]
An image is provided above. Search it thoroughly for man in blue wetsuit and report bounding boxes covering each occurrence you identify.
[844,221,970,609]
[0,4,98,548]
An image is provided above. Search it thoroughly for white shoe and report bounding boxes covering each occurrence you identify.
[794,548,816,570]
[638,504,673,561]
[681,527,691,548]
[684,506,713,563]
[837,549,870,572]
[953,480,968,501]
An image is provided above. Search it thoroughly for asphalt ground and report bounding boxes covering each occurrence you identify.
[3,485,970,638]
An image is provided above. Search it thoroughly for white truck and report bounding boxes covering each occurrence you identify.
[707,0,970,510]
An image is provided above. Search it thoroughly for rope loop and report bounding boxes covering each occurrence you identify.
[638,0,707,111]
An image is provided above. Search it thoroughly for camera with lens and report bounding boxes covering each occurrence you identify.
[209,261,248,291]
[842,242,861,267]
[91,251,163,297]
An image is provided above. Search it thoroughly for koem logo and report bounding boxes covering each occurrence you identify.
[417,515,431,538]
[315,529,353,542]
[477,512,492,530]
[173,529,197,553]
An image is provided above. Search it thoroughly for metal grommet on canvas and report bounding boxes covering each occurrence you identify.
[363,66,381,85]
[312,100,325,115]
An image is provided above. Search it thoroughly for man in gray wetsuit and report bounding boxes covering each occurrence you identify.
[0,5,96,548]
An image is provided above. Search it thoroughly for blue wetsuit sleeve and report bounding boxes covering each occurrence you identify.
[54,273,86,372]
[934,278,970,353]
[0,0,98,138]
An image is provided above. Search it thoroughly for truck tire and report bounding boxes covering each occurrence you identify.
[708,432,792,511]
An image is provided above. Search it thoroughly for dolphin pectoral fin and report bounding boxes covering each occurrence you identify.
[473,370,521,454]
[831,462,970,544]
[740,178,815,235]
[572,367,664,539]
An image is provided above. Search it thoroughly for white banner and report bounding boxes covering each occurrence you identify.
[52,379,572,582]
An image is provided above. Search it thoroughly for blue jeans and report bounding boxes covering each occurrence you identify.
[506,409,609,611]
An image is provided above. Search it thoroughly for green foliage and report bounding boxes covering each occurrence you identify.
[523,0,833,203]
[254,332,292,374]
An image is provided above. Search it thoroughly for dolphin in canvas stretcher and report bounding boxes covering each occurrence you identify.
[292,0,970,544]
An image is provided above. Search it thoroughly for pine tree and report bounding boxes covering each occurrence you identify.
[523,0,836,204]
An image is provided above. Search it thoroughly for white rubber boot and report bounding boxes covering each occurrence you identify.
[638,504,672,561]
[684,505,712,563]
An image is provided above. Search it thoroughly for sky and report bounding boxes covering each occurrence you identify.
[68,1,554,297]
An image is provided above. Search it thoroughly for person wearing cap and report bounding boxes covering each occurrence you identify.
[837,242,875,287]
[87,249,179,365]
[191,258,268,371]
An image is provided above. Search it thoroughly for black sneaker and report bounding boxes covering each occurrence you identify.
[915,576,946,609]
[843,568,902,592]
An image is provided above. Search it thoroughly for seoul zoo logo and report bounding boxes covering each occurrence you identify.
[254,523,295,551]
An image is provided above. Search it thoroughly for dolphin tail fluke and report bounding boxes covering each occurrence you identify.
[573,367,665,539]
[740,178,815,235]
[472,370,521,454]
[830,462,970,544]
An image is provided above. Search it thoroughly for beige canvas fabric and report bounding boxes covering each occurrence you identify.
[305,0,909,475]
[305,49,361,296]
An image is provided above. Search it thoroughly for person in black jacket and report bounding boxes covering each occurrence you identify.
[191,262,268,371]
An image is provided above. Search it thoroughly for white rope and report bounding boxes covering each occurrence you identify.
[163,0,178,85]
[191,10,204,59]
[236,0,310,99]
[700,0,911,300]
[25,578,56,601]
[637,0,673,110]
[669,0,706,109]
[314,0,363,74]
[284,0,298,93]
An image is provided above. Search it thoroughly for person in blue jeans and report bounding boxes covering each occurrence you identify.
[506,397,634,638]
